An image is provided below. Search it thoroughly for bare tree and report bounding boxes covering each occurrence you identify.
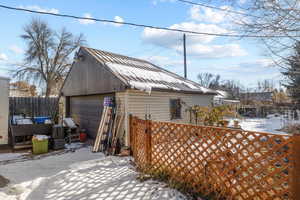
[257,79,275,92]
[222,0,300,68]
[220,79,244,98]
[197,73,221,89]
[15,18,85,96]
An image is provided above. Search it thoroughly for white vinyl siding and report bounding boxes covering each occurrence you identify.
[116,89,214,145]
[125,90,213,122]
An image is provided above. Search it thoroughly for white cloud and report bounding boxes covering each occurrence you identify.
[142,22,246,58]
[9,45,24,54]
[190,5,235,24]
[78,13,96,25]
[175,43,247,58]
[143,22,228,47]
[113,16,124,27]
[0,53,8,61]
[250,59,274,67]
[19,5,59,14]
[152,0,175,5]
[101,16,124,27]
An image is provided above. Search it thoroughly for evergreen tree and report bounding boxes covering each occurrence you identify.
[283,42,300,104]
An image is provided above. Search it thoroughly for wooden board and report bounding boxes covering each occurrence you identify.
[93,106,112,152]
[93,106,108,152]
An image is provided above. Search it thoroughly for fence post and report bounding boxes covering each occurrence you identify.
[129,114,134,156]
[292,133,300,200]
[146,119,152,167]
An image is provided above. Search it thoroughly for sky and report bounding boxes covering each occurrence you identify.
[0,0,283,89]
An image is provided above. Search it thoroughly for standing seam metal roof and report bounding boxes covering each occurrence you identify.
[82,47,217,94]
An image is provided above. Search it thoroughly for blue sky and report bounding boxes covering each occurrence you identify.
[0,0,282,89]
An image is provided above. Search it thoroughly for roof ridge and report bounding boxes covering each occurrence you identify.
[81,46,151,64]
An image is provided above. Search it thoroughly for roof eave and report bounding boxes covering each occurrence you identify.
[151,87,217,95]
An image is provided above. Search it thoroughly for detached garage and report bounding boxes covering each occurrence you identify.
[61,47,216,146]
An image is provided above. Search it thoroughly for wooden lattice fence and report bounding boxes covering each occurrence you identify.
[130,116,300,200]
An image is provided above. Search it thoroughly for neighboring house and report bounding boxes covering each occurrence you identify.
[9,82,36,97]
[214,90,240,106]
[9,87,30,97]
[0,76,9,145]
[61,47,217,146]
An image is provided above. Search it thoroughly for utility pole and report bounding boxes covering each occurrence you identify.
[183,34,187,79]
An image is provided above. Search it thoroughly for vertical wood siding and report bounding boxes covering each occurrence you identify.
[69,94,114,138]
[61,49,126,96]
[9,97,59,118]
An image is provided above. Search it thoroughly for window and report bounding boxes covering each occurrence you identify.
[170,99,182,120]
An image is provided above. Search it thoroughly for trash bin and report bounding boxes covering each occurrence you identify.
[32,135,49,154]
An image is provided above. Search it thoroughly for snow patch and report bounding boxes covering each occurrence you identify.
[228,115,299,134]
[0,153,28,162]
[106,62,211,93]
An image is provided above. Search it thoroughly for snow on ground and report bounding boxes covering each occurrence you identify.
[228,115,300,134]
[238,117,285,134]
[0,153,29,162]
[0,147,187,200]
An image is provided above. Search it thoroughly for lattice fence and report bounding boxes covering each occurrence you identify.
[130,116,300,200]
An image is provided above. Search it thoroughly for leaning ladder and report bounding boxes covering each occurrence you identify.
[93,106,112,152]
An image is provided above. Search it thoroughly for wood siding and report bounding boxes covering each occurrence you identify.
[9,97,59,118]
[69,94,114,138]
[61,48,126,96]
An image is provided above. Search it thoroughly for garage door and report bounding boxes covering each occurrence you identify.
[70,94,114,139]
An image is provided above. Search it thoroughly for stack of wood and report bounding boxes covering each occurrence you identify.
[93,97,124,155]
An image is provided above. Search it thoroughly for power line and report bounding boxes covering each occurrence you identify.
[176,0,260,18]
[0,4,297,38]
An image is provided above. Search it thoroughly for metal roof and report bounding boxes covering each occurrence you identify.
[82,47,217,95]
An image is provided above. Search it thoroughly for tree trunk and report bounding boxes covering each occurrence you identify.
[45,84,52,97]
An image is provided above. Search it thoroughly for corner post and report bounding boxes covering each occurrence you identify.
[292,133,300,199]
[129,114,134,155]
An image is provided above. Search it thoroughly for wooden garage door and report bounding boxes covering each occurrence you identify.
[70,94,114,139]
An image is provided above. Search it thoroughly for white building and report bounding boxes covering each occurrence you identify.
[0,76,9,145]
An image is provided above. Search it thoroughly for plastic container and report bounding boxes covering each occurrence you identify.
[80,132,87,142]
[32,138,48,154]
[33,117,51,124]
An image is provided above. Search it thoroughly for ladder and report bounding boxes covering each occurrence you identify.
[93,106,112,152]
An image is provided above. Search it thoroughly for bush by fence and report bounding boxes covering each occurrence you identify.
[130,116,300,200]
